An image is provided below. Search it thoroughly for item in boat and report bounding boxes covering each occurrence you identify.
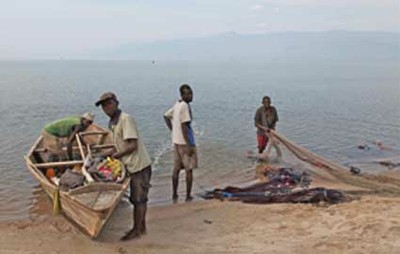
[59,169,85,191]
[46,168,56,178]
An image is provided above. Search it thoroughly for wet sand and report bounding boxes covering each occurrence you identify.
[2,182,400,254]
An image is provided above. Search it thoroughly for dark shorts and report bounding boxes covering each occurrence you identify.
[257,134,269,150]
[129,165,152,204]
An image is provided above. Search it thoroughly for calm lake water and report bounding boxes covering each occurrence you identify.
[0,60,399,221]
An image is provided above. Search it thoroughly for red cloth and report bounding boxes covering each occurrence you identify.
[257,134,269,150]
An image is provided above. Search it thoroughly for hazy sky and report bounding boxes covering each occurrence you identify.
[0,0,398,58]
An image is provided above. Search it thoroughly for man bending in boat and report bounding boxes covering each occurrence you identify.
[41,112,94,160]
[96,92,152,241]
[254,96,281,160]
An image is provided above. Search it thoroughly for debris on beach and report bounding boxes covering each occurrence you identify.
[350,166,361,175]
[375,160,400,169]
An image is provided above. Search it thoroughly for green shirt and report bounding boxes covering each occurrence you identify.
[44,116,81,137]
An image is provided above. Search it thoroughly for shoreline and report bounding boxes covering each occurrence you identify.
[2,190,400,254]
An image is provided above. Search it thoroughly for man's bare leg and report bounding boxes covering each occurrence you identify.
[172,168,180,203]
[185,169,193,202]
[121,203,146,241]
[272,141,282,159]
[141,204,147,235]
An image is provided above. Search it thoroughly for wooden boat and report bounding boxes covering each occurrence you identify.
[24,124,130,238]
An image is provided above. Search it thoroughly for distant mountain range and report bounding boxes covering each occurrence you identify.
[99,31,400,62]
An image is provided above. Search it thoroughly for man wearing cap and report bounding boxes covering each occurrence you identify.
[164,84,198,203]
[95,92,152,241]
[41,112,94,160]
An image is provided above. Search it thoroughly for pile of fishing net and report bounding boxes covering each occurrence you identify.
[202,167,346,204]
[202,130,400,205]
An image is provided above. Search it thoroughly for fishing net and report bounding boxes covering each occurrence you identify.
[202,130,400,204]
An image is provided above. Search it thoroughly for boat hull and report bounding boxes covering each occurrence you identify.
[25,124,130,238]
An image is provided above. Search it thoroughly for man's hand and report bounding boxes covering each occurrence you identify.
[111,152,121,160]
[102,148,116,158]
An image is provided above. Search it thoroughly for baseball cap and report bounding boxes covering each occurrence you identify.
[95,92,118,107]
[82,112,95,122]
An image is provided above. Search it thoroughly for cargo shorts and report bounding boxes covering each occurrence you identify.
[128,165,152,205]
[173,144,198,172]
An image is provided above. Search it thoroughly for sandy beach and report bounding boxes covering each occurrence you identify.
[2,181,400,254]
[5,131,400,254]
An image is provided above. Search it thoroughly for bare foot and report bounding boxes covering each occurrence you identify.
[172,195,178,204]
[120,229,141,241]
[185,196,193,202]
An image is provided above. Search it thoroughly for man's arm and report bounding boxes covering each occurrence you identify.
[164,116,172,131]
[179,102,194,156]
[112,115,140,159]
[181,122,194,156]
[255,123,270,132]
[254,108,261,128]
[111,139,138,160]
[271,107,278,130]
[66,127,82,160]
[103,147,117,158]
[164,106,174,130]
[254,108,269,132]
